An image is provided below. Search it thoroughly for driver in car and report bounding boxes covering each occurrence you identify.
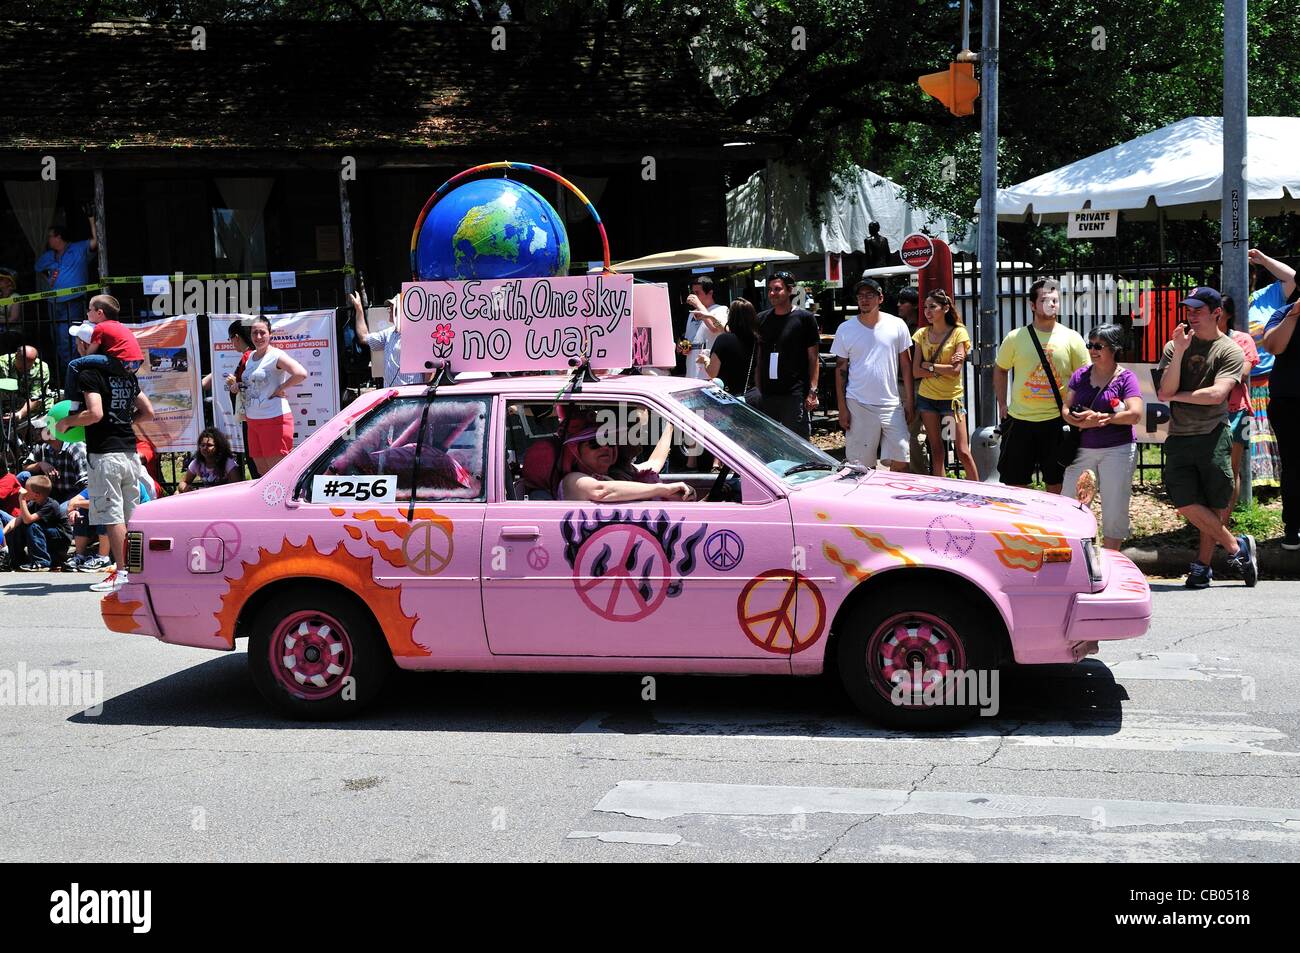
[555,409,696,503]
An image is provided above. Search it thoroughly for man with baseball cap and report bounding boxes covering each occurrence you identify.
[1156,286,1258,588]
[832,277,914,470]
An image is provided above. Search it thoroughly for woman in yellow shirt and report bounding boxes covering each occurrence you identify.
[912,290,979,480]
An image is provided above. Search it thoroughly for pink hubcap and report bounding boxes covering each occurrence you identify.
[269,611,353,700]
[866,611,966,705]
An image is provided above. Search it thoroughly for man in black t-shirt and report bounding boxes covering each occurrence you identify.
[57,346,153,592]
[752,272,821,439]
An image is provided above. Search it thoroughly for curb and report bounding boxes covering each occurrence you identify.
[1121,542,1300,580]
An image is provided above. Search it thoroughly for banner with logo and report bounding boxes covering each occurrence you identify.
[209,311,340,453]
[133,315,203,453]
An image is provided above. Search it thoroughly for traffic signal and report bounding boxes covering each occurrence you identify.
[918,62,980,117]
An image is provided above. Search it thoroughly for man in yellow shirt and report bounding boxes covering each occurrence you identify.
[994,279,1089,493]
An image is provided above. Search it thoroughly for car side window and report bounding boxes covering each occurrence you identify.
[309,397,489,502]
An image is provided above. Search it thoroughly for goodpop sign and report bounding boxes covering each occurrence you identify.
[399,274,634,373]
[900,233,936,269]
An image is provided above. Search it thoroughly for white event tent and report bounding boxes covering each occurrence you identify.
[728,163,976,257]
[989,116,1300,222]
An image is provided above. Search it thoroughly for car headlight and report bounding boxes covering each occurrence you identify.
[1082,538,1103,585]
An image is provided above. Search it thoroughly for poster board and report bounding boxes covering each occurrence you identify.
[400,274,634,374]
[209,311,340,452]
[132,315,203,453]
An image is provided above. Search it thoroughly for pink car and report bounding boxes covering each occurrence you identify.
[103,375,1151,727]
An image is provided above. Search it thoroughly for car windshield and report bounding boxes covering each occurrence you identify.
[676,387,841,485]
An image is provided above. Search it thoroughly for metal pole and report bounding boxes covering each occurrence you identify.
[338,172,356,297]
[971,0,1001,481]
[93,169,108,288]
[1223,0,1250,505]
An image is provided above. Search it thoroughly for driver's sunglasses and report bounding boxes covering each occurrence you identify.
[581,438,604,450]
[1085,342,1108,351]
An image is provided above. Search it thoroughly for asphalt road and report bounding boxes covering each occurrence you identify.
[3,574,1298,862]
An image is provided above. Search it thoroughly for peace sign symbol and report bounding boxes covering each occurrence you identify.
[573,524,669,623]
[401,519,454,576]
[736,569,827,655]
[926,515,976,558]
[526,545,550,571]
[704,529,744,572]
[201,521,242,562]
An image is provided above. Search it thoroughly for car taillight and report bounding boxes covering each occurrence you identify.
[126,531,144,574]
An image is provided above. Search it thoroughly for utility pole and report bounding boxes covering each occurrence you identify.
[1223,0,1249,504]
[971,0,1001,481]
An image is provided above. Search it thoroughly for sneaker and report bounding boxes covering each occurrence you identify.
[1184,561,1213,589]
[65,553,86,571]
[77,555,112,573]
[0,551,10,572]
[1227,534,1259,587]
[1283,529,1300,552]
[90,569,128,593]
[16,562,50,572]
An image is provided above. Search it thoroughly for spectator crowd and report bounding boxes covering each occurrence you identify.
[688,251,1298,590]
[3,235,1298,595]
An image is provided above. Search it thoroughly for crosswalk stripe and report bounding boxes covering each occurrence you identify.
[575,708,1296,757]
[595,780,1300,828]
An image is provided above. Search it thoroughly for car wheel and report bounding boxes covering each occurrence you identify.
[248,588,393,719]
[836,584,998,729]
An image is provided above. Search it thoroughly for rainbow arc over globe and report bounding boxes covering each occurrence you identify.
[410,161,611,280]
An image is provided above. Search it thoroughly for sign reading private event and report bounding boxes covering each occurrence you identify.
[1067,209,1118,238]
[399,274,634,373]
[900,233,935,269]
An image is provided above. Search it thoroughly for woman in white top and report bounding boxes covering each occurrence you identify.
[227,315,307,475]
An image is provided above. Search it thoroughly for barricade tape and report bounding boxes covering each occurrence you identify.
[0,265,355,307]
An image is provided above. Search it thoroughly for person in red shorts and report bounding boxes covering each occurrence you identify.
[63,294,143,408]
[226,315,307,475]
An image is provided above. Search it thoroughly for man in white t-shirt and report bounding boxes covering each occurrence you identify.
[832,277,915,470]
[350,291,429,387]
[680,276,729,380]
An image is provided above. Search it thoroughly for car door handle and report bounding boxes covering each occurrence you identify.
[501,525,541,539]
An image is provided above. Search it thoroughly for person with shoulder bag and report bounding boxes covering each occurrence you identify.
[993,279,1089,492]
[1060,324,1144,549]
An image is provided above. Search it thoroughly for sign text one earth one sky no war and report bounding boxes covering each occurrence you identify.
[399,274,634,373]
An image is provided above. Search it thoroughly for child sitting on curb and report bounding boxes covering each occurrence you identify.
[0,474,72,571]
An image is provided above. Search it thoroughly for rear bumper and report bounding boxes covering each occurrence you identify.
[100,583,162,639]
[1065,550,1152,644]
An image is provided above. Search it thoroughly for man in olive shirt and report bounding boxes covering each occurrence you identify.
[1156,287,1258,588]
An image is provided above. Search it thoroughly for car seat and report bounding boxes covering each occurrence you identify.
[520,436,561,501]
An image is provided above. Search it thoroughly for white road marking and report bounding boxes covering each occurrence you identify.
[576,707,1296,757]
[1109,652,1244,682]
[595,780,1300,829]
[567,830,683,846]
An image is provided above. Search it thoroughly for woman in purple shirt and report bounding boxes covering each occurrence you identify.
[1061,324,1144,550]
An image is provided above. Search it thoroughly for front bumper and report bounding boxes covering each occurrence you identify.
[1065,550,1152,644]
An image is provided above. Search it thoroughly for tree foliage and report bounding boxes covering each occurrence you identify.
[12,0,1299,254]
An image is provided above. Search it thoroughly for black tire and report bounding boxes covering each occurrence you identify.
[836,583,999,729]
[248,586,393,719]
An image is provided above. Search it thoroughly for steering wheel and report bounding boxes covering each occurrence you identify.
[703,463,735,503]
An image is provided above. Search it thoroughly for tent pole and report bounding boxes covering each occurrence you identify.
[1158,209,1165,263]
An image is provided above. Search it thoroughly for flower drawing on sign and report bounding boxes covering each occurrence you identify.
[431,323,456,358]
